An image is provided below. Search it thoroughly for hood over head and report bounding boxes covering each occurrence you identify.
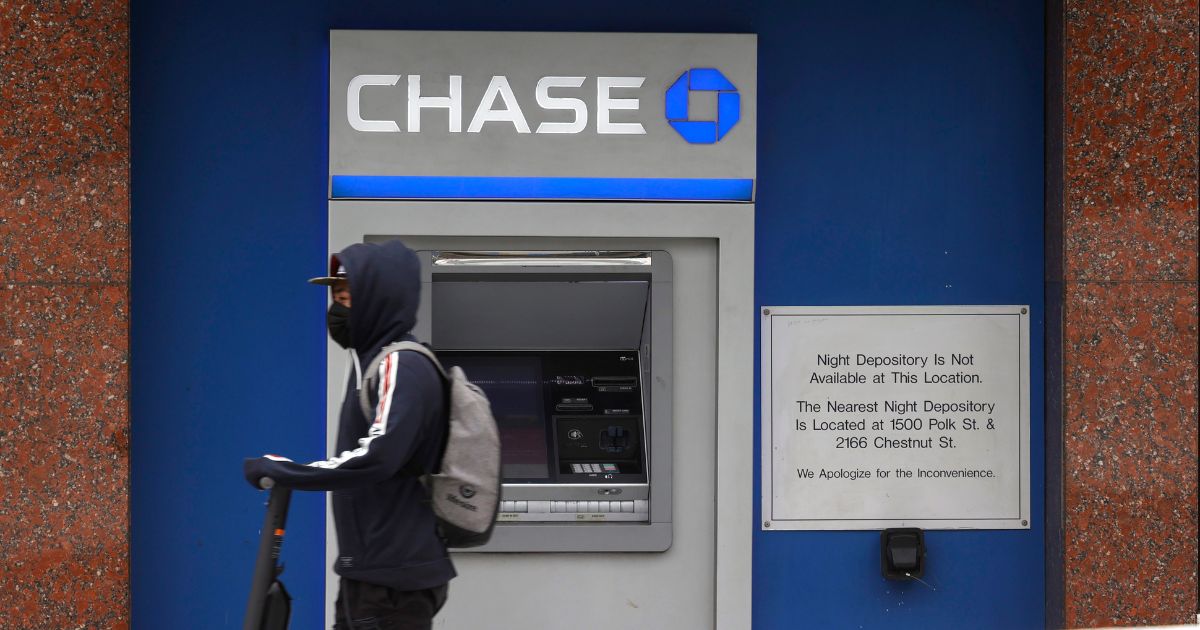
[334,240,421,353]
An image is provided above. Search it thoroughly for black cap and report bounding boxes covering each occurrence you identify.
[308,256,347,286]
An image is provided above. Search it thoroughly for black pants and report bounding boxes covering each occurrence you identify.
[333,578,448,630]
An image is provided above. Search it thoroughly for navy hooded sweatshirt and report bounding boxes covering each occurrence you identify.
[244,240,455,590]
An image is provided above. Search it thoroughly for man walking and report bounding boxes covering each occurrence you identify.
[244,240,453,629]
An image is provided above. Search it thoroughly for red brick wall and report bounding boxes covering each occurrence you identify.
[1063,0,1199,625]
[0,2,130,628]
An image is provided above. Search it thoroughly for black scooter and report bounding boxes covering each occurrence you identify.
[244,479,293,630]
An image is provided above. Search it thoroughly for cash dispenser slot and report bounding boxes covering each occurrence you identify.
[421,250,673,552]
[554,398,594,412]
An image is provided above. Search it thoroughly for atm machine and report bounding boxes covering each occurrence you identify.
[412,249,673,552]
[327,28,755,627]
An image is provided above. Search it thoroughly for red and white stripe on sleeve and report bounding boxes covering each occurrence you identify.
[307,351,399,469]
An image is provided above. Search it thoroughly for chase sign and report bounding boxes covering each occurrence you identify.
[330,31,756,183]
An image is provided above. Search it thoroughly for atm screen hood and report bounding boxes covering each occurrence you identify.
[432,279,648,350]
[428,251,656,351]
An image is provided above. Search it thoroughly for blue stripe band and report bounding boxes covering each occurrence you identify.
[331,176,753,201]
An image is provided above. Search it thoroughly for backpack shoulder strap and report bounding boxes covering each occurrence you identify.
[357,341,447,418]
[388,341,448,379]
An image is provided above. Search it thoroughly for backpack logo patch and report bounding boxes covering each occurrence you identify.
[446,492,479,512]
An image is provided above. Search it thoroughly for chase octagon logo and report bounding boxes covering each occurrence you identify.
[665,68,740,144]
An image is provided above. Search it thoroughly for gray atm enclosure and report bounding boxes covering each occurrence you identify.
[414,250,673,552]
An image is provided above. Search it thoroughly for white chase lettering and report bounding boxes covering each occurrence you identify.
[347,74,645,135]
[596,76,646,135]
[467,75,530,133]
[407,74,462,133]
[535,76,586,134]
[347,74,401,132]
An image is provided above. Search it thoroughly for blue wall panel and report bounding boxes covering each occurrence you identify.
[131,2,1043,628]
[752,4,1044,628]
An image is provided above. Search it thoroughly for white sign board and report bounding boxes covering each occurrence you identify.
[761,306,1030,530]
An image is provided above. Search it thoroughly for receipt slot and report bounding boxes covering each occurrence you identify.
[417,250,674,552]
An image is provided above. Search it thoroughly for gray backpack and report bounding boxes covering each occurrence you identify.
[359,341,501,548]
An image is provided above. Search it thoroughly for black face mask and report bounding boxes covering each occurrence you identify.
[327,302,352,349]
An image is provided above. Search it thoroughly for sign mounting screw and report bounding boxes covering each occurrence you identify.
[763,521,771,528]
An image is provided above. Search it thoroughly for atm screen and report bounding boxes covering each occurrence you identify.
[446,354,549,480]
